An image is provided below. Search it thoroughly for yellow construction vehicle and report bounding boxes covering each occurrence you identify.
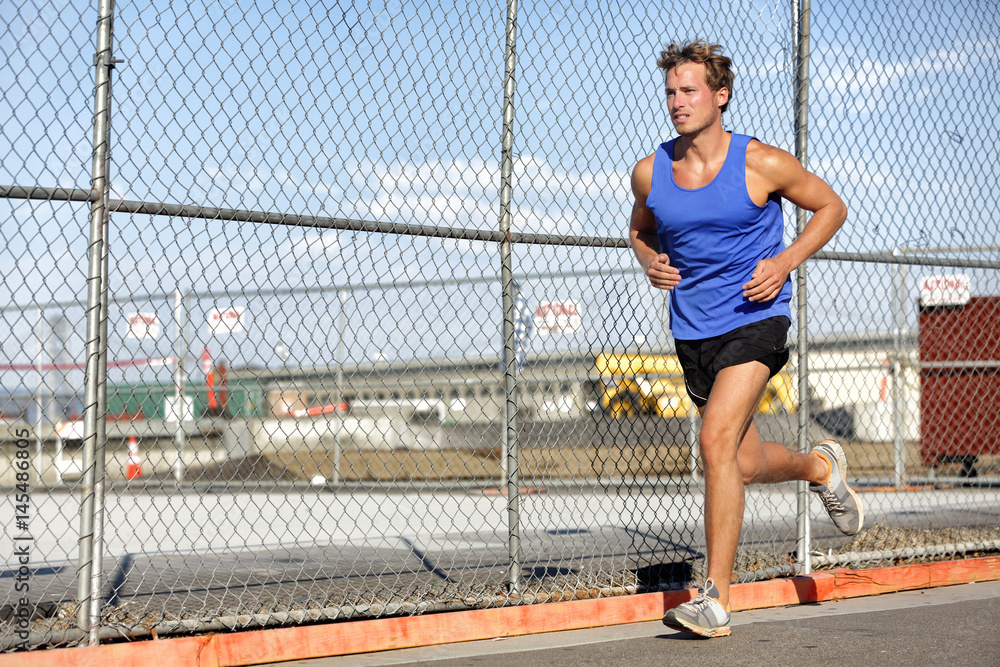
[595,353,795,418]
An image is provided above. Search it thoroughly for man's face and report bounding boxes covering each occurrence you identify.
[665,63,728,136]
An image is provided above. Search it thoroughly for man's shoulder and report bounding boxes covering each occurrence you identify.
[634,140,674,176]
[631,151,658,195]
[745,139,798,175]
[634,151,657,172]
[745,137,789,158]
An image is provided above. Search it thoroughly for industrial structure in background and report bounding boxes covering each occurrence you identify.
[1,330,925,488]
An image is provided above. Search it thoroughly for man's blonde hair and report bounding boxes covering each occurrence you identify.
[656,40,734,113]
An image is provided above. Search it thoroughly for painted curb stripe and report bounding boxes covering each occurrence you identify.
[8,556,1000,667]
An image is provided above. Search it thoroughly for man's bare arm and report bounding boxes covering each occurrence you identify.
[742,143,848,302]
[629,155,681,291]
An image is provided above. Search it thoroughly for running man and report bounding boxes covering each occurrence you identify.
[629,39,863,638]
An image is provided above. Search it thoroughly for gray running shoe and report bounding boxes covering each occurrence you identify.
[810,440,864,535]
[662,579,731,638]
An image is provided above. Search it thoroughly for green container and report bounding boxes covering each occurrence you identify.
[107,379,267,420]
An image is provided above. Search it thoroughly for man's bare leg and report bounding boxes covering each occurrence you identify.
[698,362,829,607]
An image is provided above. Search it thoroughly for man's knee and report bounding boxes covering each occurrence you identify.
[700,421,763,483]
[699,424,738,470]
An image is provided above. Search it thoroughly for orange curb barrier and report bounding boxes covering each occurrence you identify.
[9,556,1000,667]
[855,484,938,493]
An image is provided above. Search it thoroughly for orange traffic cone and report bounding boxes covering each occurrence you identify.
[126,436,143,480]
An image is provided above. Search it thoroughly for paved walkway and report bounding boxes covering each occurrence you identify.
[276,580,1000,667]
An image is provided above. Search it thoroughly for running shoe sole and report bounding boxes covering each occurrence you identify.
[662,614,732,638]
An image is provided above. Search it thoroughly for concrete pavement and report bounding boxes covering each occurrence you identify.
[280,579,1000,666]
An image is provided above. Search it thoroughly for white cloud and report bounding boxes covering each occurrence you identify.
[356,155,615,238]
[815,156,899,189]
[204,166,340,200]
[195,155,620,262]
[512,205,582,236]
[272,229,341,263]
[294,230,340,257]
[749,59,793,78]
[819,40,996,96]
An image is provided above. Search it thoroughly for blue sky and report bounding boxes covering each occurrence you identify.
[2,0,999,398]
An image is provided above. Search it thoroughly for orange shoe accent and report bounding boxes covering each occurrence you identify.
[812,450,833,486]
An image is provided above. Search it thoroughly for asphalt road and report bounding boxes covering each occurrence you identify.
[281,579,1000,667]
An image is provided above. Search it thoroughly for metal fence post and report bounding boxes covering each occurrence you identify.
[35,307,45,484]
[499,0,521,597]
[793,0,813,576]
[88,22,118,640]
[173,289,187,483]
[891,247,906,487]
[333,287,346,485]
[77,0,117,640]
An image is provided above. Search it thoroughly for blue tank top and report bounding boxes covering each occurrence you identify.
[646,133,792,340]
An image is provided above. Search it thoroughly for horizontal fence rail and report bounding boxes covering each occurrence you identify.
[0,186,630,248]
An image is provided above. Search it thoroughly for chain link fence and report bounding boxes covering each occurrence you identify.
[3,0,1000,653]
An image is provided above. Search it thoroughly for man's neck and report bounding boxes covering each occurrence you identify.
[674,122,729,164]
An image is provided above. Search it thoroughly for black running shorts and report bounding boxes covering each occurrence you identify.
[675,316,791,408]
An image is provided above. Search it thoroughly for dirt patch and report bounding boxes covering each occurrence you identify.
[185,455,298,483]
[271,444,692,483]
